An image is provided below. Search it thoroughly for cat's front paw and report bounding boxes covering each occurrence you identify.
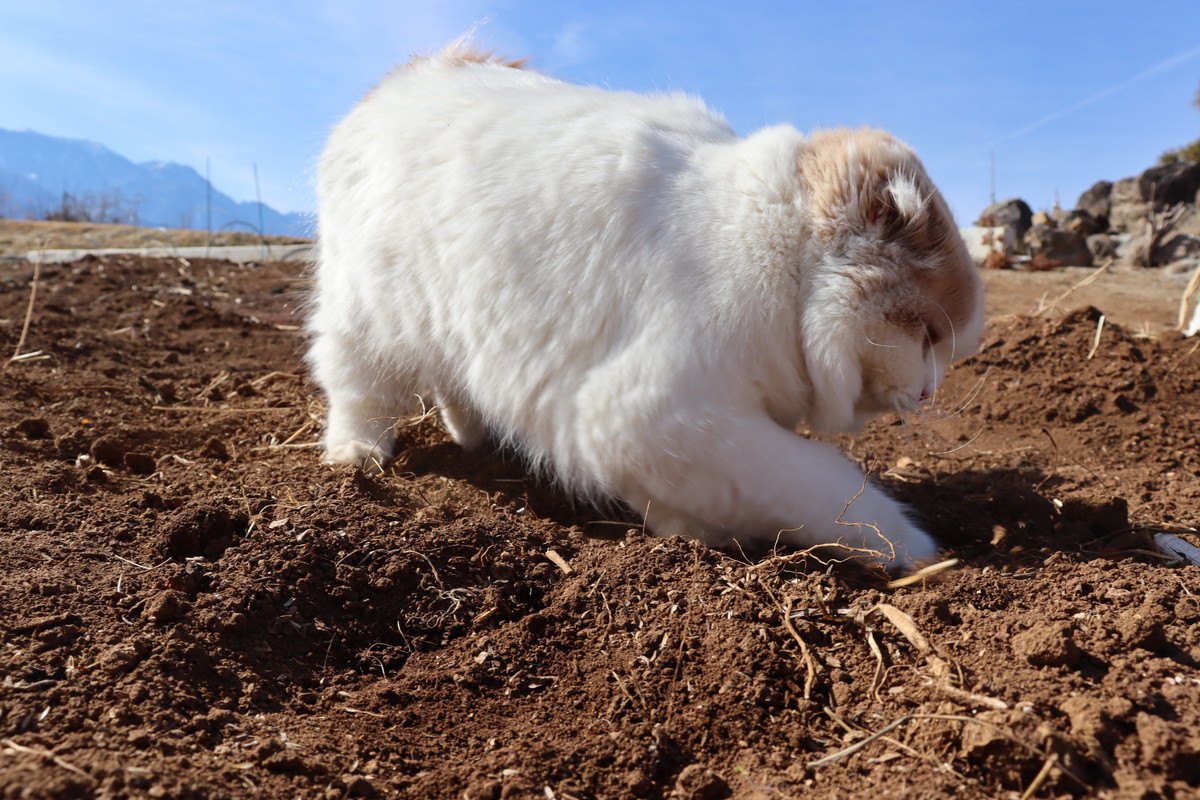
[323,438,394,473]
[837,509,939,572]
[876,519,939,572]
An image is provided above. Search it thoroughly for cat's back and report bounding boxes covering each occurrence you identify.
[322,45,735,184]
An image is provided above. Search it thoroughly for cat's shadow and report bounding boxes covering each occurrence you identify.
[883,465,1131,563]
[393,430,638,538]
[391,423,1134,564]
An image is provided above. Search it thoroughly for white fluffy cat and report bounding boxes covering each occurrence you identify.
[308,43,984,570]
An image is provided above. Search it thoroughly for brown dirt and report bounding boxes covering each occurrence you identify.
[1,254,1198,800]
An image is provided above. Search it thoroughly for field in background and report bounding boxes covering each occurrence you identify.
[0,219,310,261]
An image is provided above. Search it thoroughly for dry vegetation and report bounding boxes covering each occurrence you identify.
[0,219,309,261]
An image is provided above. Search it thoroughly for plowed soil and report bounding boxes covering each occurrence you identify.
[1,254,1197,800]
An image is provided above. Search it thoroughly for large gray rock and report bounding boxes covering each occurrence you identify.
[1107,177,1146,232]
[1074,180,1112,226]
[1024,223,1093,266]
[1138,161,1200,207]
[977,198,1033,239]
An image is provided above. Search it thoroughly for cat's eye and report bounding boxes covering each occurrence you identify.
[924,324,942,349]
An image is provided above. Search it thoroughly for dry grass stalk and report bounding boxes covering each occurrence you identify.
[152,405,292,414]
[1,738,92,781]
[1086,314,1106,360]
[886,558,959,588]
[339,706,385,718]
[1177,263,1200,331]
[1020,753,1059,800]
[1035,260,1111,316]
[545,549,573,575]
[1165,339,1200,376]
[807,713,914,768]
[872,603,1008,711]
[250,370,300,388]
[194,370,230,400]
[782,595,821,700]
[8,244,43,364]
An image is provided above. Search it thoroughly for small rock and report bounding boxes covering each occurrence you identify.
[673,764,728,800]
[1011,621,1081,668]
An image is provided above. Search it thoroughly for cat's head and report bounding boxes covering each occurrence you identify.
[797,128,984,433]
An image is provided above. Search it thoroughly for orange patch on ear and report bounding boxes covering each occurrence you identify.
[406,47,529,71]
[442,48,529,69]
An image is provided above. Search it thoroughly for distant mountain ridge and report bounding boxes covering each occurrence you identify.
[0,128,309,237]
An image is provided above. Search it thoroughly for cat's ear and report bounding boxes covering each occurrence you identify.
[861,171,926,237]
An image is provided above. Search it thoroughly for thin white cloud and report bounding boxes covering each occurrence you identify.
[0,35,211,134]
[990,42,1200,146]
[552,21,592,66]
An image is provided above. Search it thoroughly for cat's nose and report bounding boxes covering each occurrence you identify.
[919,386,932,401]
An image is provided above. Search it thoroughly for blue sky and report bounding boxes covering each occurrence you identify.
[1,1,1198,225]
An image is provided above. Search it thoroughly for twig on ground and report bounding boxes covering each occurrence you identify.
[1020,753,1059,800]
[807,714,914,768]
[545,549,573,575]
[1177,263,1200,331]
[886,558,959,589]
[1086,314,1106,360]
[8,244,43,364]
[152,405,292,414]
[1165,339,1200,376]
[1037,260,1111,315]
[782,596,820,700]
[1,738,92,781]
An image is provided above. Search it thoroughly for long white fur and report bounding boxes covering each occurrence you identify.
[308,44,984,569]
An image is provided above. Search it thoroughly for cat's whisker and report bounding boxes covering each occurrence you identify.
[921,297,959,362]
[931,366,991,421]
[865,335,900,348]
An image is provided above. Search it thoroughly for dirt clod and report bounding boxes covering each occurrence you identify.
[673,764,729,800]
[16,417,50,439]
[1011,621,1082,667]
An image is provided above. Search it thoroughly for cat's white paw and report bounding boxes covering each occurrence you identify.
[877,519,939,572]
[323,439,393,471]
[831,505,939,572]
